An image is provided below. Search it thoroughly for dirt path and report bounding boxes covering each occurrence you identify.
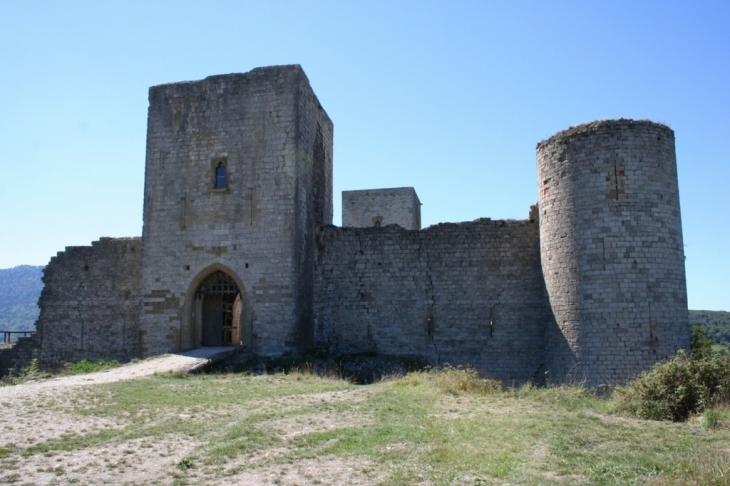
[0,348,383,485]
[0,347,235,401]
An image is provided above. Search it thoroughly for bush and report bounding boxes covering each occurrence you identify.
[614,351,730,421]
[692,326,715,359]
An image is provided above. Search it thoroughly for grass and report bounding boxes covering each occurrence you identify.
[1,358,123,386]
[62,358,120,375]
[2,368,730,485]
[0,358,52,385]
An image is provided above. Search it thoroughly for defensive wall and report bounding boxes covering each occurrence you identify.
[314,210,554,383]
[0,238,141,375]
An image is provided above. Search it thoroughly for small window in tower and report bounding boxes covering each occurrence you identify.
[215,162,227,189]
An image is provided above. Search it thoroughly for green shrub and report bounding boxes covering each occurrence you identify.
[63,359,120,375]
[614,351,730,421]
[692,326,715,359]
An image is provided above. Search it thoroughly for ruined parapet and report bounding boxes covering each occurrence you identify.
[537,119,690,384]
[35,237,142,368]
[342,187,421,230]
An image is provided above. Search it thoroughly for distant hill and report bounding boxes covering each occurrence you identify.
[0,265,44,331]
[689,310,730,346]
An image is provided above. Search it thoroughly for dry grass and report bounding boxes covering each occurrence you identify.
[0,366,729,485]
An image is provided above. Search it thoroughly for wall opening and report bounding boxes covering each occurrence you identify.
[214,161,227,189]
[193,271,241,347]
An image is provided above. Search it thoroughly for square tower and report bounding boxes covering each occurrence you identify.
[139,65,333,357]
[342,187,421,230]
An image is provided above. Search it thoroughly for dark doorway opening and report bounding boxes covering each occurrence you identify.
[195,271,242,346]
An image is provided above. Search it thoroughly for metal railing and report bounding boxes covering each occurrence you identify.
[1,331,35,344]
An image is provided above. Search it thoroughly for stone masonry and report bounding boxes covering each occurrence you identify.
[0,238,141,374]
[537,120,690,384]
[0,66,690,386]
[343,187,421,230]
[139,65,332,357]
[314,212,551,383]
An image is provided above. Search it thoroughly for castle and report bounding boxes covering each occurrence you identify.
[0,65,690,385]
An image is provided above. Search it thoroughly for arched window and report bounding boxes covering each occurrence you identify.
[214,162,227,189]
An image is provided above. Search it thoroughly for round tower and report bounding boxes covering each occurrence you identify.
[537,119,690,385]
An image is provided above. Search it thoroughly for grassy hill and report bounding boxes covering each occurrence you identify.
[0,265,43,332]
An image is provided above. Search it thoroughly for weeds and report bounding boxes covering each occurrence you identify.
[63,359,120,375]
[1,358,121,386]
[647,451,730,485]
[703,409,722,430]
[399,365,502,396]
[0,359,51,386]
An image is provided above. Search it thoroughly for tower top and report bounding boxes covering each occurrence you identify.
[537,119,673,148]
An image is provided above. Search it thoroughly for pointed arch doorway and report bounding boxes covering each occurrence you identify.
[193,271,243,347]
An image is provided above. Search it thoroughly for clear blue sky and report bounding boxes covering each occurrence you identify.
[0,1,728,311]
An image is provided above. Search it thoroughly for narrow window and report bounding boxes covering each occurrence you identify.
[215,162,227,189]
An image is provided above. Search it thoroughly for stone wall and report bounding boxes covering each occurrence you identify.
[343,187,421,230]
[314,214,553,383]
[139,65,333,357]
[537,119,690,384]
[0,336,40,376]
[29,238,141,369]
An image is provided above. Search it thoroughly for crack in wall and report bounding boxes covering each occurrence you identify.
[479,300,500,363]
[417,240,439,363]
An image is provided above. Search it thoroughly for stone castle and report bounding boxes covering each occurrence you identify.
[0,65,690,385]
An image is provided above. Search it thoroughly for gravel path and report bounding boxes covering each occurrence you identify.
[0,346,236,400]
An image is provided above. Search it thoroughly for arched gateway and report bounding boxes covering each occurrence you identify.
[192,271,243,347]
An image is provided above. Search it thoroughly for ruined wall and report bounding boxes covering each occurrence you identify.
[538,119,690,385]
[343,187,421,230]
[139,65,332,357]
[0,335,40,376]
[30,237,142,368]
[314,215,553,383]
